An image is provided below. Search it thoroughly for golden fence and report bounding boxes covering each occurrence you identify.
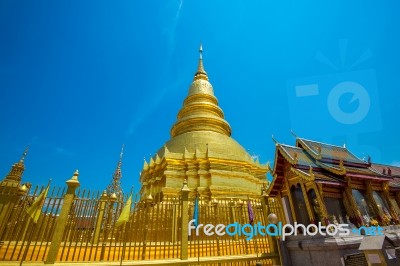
[0,183,284,264]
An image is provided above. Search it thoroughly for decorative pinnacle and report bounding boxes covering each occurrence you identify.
[20,145,29,162]
[66,169,80,187]
[120,144,124,160]
[271,135,278,145]
[290,129,298,139]
[181,179,190,192]
[194,42,208,81]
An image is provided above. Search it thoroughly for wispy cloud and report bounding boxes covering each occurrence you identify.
[126,0,185,137]
[126,78,185,137]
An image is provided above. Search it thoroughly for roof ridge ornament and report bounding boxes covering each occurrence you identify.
[272,135,278,146]
[290,130,298,139]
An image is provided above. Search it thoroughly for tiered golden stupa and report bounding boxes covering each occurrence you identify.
[140,45,269,200]
[0,147,29,190]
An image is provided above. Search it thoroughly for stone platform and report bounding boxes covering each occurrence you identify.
[280,226,400,266]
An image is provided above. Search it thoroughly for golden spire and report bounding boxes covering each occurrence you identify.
[106,144,124,201]
[19,145,29,163]
[193,42,208,81]
[3,146,29,183]
[170,44,232,137]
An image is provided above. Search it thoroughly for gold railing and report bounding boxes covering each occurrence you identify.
[0,182,283,264]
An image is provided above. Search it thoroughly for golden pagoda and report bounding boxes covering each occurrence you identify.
[0,147,29,190]
[140,45,269,200]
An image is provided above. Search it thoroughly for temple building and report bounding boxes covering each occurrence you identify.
[268,134,400,227]
[139,45,269,200]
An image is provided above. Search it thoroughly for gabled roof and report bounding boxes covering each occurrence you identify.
[296,138,367,165]
[371,163,400,177]
[371,163,400,189]
[278,144,318,167]
[268,135,396,196]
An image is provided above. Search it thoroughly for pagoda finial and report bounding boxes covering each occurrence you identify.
[106,145,125,201]
[119,144,124,163]
[194,42,208,81]
[20,145,29,163]
[199,41,203,59]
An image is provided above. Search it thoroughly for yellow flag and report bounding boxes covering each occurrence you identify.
[26,185,49,223]
[116,194,132,228]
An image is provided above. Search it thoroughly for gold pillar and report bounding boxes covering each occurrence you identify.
[93,191,108,244]
[45,170,80,264]
[180,179,190,260]
[344,179,363,226]
[313,183,329,224]
[365,181,384,224]
[276,192,287,224]
[396,192,400,213]
[299,181,314,223]
[284,178,297,223]
[261,191,280,265]
[382,182,399,223]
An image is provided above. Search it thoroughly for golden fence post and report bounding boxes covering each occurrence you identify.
[141,193,153,260]
[93,191,108,245]
[100,192,117,261]
[229,199,238,241]
[44,170,80,264]
[260,189,281,266]
[180,179,190,260]
[171,198,178,243]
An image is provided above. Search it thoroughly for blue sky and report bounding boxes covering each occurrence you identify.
[1,1,399,193]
